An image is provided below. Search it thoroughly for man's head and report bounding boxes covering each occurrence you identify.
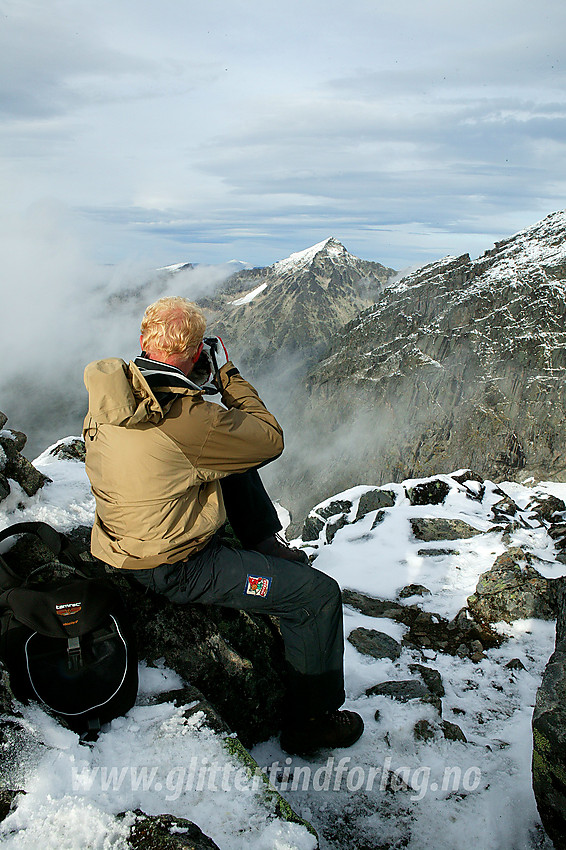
[140,296,207,374]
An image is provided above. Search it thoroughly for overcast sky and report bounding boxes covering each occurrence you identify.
[2,0,566,270]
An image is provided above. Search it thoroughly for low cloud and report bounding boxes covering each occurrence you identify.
[0,202,235,457]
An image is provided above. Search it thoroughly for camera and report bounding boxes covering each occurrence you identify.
[191,338,222,392]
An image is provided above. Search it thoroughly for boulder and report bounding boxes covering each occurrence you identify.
[354,489,396,522]
[0,423,51,499]
[371,510,387,529]
[0,474,9,501]
[342,589,502,658]
[398,584,431,599]
[127,810,221,850]
[326,514,347,544]
[366,679,442,714]
[413,718,467,743]
[342,590,407,620]
[532,638,566,850]
[490,495,519,521]
[408,664,445,697]
[317,499,352,520]
[467,547,557,624]
[528,494,566,525]
[410,518,483,542]
[557,578,566,643]
[450,471,486,502]
[347,628,402,660]
[416,548,459,558]
[0,789,21,824]
[49,438,86,462]
[302,515,324,542]
[406,479,451,506]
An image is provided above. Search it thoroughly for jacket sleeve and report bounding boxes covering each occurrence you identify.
[162,362,284,476]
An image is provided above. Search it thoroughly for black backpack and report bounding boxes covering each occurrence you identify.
[0,521,138,737]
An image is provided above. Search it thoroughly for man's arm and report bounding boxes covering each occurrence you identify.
[162,361,284,476]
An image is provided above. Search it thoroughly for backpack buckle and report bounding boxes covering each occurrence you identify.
[67,636,82,671]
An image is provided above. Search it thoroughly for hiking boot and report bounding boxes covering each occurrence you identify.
[280,710,364,755]
[252,533,309,565]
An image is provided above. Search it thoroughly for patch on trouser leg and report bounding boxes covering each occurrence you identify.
[244,574,272,598]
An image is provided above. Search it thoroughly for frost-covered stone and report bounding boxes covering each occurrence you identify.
[408,664,445,697]
[410,517,483,542]
[491,495,519,521]
[366,679,442,714]
[467,547,557,623]
[406,479,451,506]
[127,810,221,849]
[49,438,86,463]
[302,514,324,542]
[354,488,396,521]
[532,638,566,850]
[317,499,352,520]
[529,494,566,524]
[398,584,432,598]
[348,627,402,660]
[0,429,51,497]
[326,514,347,543]
[451,470,486,501]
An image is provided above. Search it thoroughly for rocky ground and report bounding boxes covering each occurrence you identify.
[0,413,565,848]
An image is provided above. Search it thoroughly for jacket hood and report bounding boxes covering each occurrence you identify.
[84,358,166,426]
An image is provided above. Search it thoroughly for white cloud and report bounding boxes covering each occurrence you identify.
[0,0,565,270]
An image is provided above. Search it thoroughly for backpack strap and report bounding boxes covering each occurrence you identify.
[0,521,91,585]
[0,521,64,554]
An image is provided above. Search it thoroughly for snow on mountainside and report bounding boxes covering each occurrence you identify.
[199,238,395,378]
[284,209,566,520]
[0,443,563,849]
[271,237,362,277]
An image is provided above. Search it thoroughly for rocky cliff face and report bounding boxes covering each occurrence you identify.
[276,211,566,519]
[199,238,395,377]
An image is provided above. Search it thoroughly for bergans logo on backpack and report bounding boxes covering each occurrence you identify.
[0,521,138,739]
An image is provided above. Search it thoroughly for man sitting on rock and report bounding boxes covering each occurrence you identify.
[83,296,363,754]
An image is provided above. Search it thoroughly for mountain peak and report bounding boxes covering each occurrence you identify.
[272,237,351,274]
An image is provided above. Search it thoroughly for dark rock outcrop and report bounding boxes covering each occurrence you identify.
[366,679,442,714]
[410,517,483,542]
[0,413,51,500]
[354,489,396,521]
[347,628,402,660]
[126,810,221,850]
[48,438,86,463]
[280,212,566,514]
[342,589,502,659]
[406,479,451,506]
[468,548,557,623]
[532,576,566,848]
[532,639,566,850]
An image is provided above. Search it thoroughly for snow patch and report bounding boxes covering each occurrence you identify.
[231,282,268,306]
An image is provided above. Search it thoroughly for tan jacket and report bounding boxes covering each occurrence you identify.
[83,358,284,569]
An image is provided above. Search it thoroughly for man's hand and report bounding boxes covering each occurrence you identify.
[204,336,229,372]
[193,336,230,394]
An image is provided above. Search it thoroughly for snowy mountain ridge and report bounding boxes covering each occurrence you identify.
[389,209,566,302]
[272,237,359,277]
[200,238,395,379]
[279,209,566,521]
